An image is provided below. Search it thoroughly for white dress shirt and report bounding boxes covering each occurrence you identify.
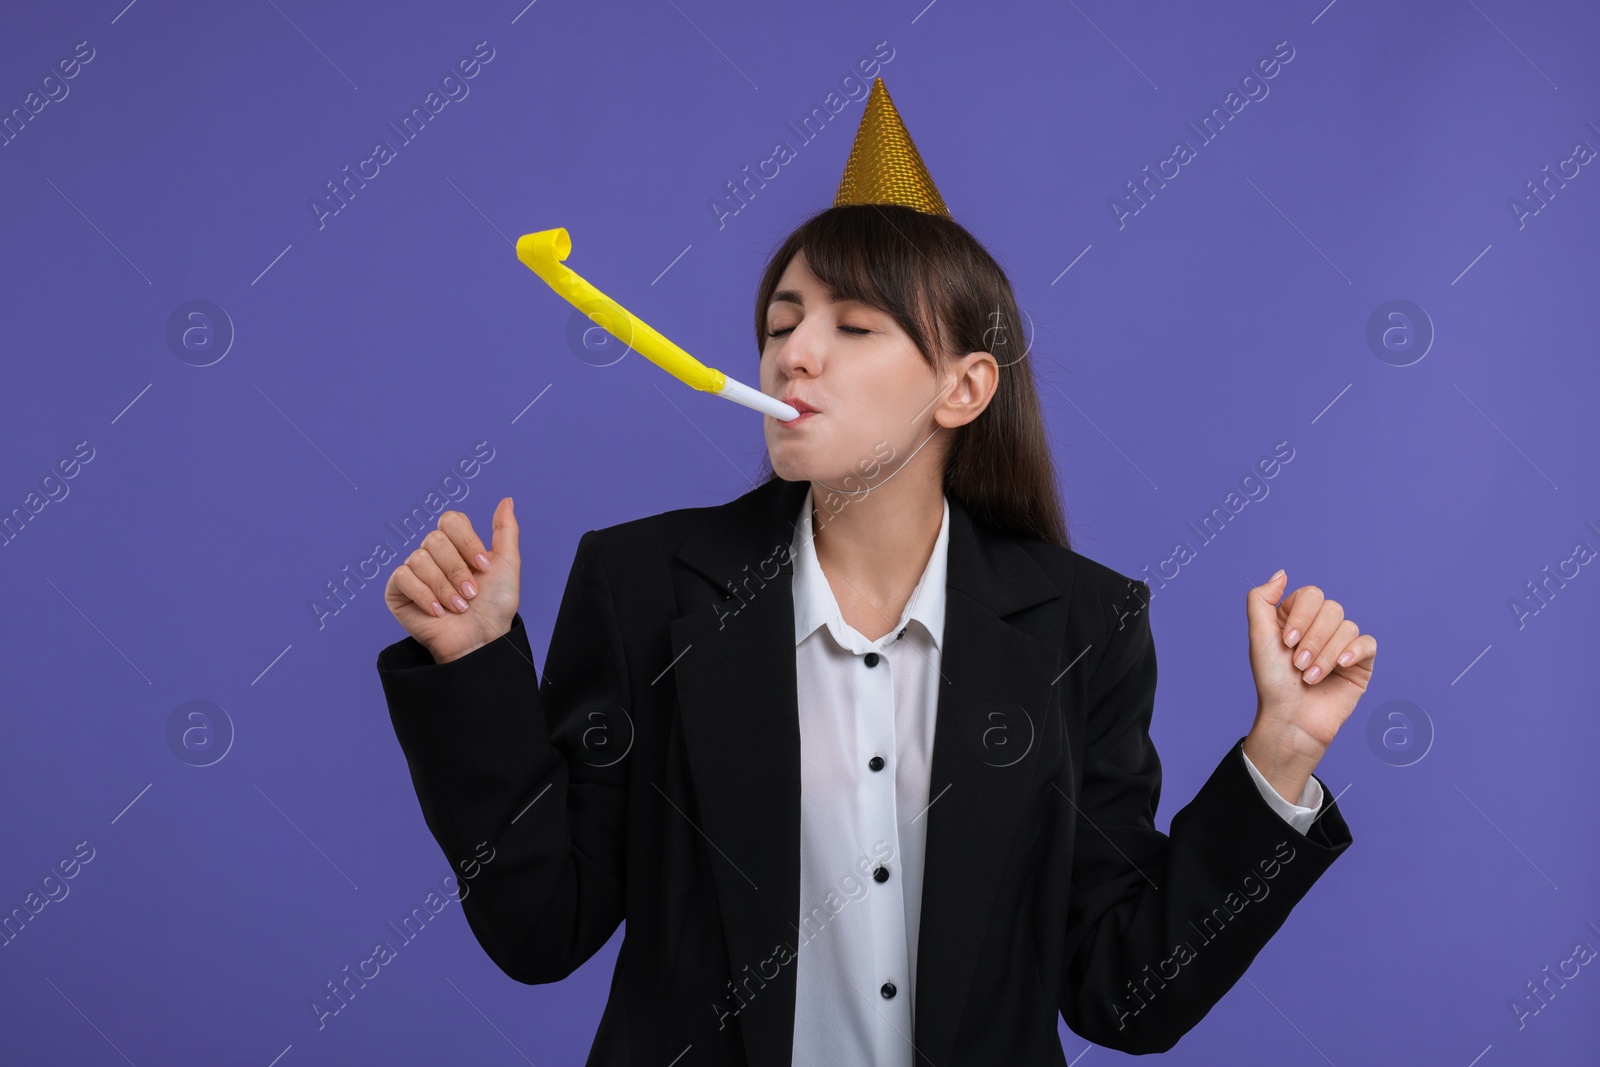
[786,486,1323,1066]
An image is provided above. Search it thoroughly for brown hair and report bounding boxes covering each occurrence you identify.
[751,203,1071,550]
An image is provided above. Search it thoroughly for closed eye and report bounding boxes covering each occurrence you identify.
[766,325,873,338]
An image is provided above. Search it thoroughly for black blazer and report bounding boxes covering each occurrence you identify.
[376,474,1352,1066]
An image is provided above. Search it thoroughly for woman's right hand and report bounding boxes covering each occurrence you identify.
[384,496,521,664]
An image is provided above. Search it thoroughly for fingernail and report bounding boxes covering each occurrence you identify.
[451,595,468,612]
[1338,651,1352,666]
[1305,665,1322,682]
[1284,628,1300,646]
[463,580,477,598]
[1268,568,1284,582]
[431,601,445,618]
[475,553,490,569]
[1295,649,1312,669]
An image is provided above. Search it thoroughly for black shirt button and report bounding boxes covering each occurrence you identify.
[868,755,885,771]
[881,980,897,999]
[873,865,889,883]
[897,627,907,641]
[864,652,880,667]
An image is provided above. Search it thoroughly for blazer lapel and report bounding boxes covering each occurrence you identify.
[671,476,811,1067]
[669,477,1066,1067]
[911,501,1067,1067]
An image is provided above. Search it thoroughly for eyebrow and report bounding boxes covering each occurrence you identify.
[768,288,856,308]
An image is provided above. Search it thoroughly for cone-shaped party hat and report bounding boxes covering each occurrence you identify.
[833,78,950,218]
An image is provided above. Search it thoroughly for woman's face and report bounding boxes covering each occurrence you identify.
[760,249,949,486]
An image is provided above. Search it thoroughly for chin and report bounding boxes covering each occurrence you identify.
[767,433,884,488]
[767,452,811,483]
[766,447,831,485]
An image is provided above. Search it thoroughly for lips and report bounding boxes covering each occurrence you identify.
[781,396,819,416]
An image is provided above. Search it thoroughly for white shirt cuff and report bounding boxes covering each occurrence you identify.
[1240,746,1324,835]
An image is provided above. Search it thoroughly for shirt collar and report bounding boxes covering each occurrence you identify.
[790,483,949,653]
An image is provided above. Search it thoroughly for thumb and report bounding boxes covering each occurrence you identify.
[1248,568,1288,643]
[491,496,519,563]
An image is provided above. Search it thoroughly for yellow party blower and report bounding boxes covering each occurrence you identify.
[516,228,799,422]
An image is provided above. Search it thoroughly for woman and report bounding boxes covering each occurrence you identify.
[376,82,1371,1066]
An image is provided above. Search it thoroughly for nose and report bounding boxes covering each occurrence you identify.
[773,320,823,380]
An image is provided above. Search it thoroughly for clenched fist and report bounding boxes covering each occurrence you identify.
[384,496,521,664]
[1242,568,1378,803]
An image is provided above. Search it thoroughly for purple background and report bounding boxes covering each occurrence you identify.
[3,1,1598,1063]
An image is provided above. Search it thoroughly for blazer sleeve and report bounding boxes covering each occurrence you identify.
[375,529,631,984]
[1057,580,1353,1054]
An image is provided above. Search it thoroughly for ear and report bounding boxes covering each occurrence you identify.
[933,351,1000,430]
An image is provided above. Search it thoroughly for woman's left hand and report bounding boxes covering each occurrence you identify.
[1246,569,1378,765]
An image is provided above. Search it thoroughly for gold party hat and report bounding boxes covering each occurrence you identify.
[834,78,950,217]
